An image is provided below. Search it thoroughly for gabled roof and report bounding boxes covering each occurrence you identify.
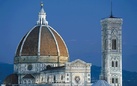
[66,59,91,67]
[23,74,34,79]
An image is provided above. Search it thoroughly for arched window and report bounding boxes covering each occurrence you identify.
[116,61,118,67]
[112,61,114,67]
[112,78,114,83]
[112,39,116,50]
[116,78,118,83]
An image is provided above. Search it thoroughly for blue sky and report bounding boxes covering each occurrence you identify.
[0,0,137,72]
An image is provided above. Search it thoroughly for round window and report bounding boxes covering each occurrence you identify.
[27,64,32,70]
[75,76,80,83]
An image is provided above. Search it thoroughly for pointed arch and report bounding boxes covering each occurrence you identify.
[112,78,114,83]
[112,61,114,67]
[115,61,118,67]
[112,39,117,50]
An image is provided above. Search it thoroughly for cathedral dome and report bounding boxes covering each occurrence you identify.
[3,74,18,85]
[15,25,69,57]
[14,3,69,64]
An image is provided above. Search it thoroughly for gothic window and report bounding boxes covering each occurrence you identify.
[116,78,118,83]
[112,78,114,83]
[112,39,117,50]
[116,61,118,67]
[112,78,118,84]
[112,61,114,67]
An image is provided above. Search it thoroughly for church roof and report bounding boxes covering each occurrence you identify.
[23,74,35,79]
[92,80,111,86]
[14,3,69,64]
[42,66,65,71]
[15,25,69,57]
[3,74,18,85]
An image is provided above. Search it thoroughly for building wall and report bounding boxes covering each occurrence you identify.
[12,59,92,86]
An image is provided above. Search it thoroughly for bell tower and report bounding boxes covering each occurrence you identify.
[100,17,123,86]
[100,1,123,86]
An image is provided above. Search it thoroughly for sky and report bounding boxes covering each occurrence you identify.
[0,0,137,72]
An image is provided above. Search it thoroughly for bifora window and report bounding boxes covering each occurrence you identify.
[112,61,118,67]
[112,78,119,84]
[112,39,117,50]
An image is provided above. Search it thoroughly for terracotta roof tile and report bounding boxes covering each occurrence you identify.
[15,25,69,63]
[3,74,18,84]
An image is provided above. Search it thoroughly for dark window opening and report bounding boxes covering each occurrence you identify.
[112,61,114,67]
[116,78,118,83]
[112,78,118,84]
[104,40,107,50]
[112,78,114,83]
[47,76,49,83]
[112,39,117,50]
[116,61,118,67]
[54,75,56,83]
[67,74,69,76]
[61,75,63,80]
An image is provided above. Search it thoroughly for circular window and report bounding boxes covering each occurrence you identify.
[75,76,80,83]
[46,65,51,69]
[27,64,32,70]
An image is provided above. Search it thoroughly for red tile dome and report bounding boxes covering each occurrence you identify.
[14,25,69,63]
[14,4,69,64]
